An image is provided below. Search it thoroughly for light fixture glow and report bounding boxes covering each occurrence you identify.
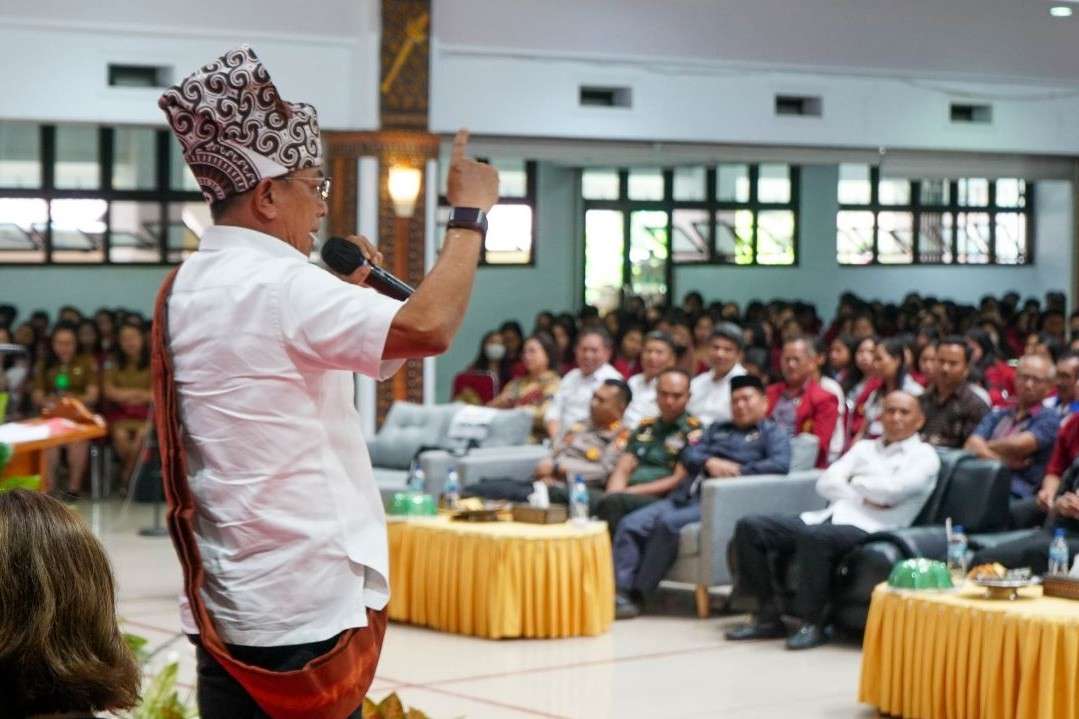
[387,165,422,218]
[1051,6,1073,17]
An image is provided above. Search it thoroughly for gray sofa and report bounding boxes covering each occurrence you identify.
[453,431,826,617]
[368,401,535,507]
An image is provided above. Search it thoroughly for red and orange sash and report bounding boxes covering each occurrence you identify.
[151,268,385,719]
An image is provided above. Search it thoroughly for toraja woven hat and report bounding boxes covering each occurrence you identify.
[159,45,322,204]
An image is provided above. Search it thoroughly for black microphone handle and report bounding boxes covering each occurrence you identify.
[322,236,414,301]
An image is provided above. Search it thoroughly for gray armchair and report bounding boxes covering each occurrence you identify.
[368,401,536,506]
[663,432,826,617]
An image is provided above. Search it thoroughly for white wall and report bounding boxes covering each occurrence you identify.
[0,3,380,129]
[675,166,1074,313]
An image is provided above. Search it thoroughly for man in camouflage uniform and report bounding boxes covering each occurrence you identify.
[464,379,631,511]
[597,369,699,536]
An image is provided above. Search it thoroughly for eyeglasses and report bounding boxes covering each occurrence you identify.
[279,176,332,200]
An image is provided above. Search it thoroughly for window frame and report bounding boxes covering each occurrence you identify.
[0,123,204,266]
[836,166,1036,267]
[583,164,801,269]
[436,159,538,267]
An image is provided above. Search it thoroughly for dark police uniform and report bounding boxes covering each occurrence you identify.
[596,413,701,536]
[613,418,791,594]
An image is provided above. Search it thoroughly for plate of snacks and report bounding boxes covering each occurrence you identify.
[968,563,1040,600]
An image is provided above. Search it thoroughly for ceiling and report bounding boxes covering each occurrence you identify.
[434,0,1079,85]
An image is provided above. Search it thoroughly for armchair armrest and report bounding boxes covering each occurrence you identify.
[699,470,826,587]
[454,446,550,486]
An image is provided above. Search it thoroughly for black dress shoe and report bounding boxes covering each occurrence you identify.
[724,620,786,641]
[785,624,828,650]
[615,592,640,620]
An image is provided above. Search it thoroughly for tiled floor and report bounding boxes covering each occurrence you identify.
[84,499,876,718]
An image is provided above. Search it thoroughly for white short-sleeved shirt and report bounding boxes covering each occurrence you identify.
[168,226,404,646]
[544,363,623,438]
[623,373,659,429]
[688,363,747,427]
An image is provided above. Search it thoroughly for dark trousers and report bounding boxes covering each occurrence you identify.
[595,492,659,539]
[613,498,701,594]
[1008,497,1048,530]
[190,633,362,719]
[463,478,603,513]
[971,529,1079,573]
[730,514,868,625]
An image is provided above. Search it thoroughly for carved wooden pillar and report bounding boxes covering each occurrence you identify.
[324,0,434,426]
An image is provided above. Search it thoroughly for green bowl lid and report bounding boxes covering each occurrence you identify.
[888,558,953,590]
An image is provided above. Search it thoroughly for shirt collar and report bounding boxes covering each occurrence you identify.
[197,224,308,261]
[878,433,922,453]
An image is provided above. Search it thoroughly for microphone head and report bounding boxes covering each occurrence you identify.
[321,236,367,276]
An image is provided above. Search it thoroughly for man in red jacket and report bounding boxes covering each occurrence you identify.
[766,337,840,468]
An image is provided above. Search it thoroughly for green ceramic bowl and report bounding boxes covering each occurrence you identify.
[389,491,437,516]
[888,558,953,590]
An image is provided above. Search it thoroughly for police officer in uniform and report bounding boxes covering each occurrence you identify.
[597,369,699,536]
[465,379,631,510]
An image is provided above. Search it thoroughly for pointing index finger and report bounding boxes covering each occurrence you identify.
[451,128,469,164]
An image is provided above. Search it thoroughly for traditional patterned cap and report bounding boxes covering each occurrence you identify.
[159,45,322,204]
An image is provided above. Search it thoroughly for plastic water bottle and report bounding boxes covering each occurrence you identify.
[570,475,589,525]
[443,469,460,510]
[947,525,968,584]
[1048,529,1070,576]
[408,464,426,493]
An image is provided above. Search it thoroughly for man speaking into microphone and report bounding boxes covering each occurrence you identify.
[152,46,498,718]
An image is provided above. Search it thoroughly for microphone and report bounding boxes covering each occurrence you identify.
[321,236,415,301]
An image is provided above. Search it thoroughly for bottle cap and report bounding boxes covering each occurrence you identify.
[1055,528,1066,537]
[953,525,964,534]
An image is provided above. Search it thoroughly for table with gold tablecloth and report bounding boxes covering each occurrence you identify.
[859,582,1079,719]
[386,516,614,639]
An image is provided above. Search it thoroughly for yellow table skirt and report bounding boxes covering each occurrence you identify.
[859,582,1079,719]
[386,516,615,639]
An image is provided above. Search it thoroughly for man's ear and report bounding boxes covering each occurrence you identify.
[251,178,278,221]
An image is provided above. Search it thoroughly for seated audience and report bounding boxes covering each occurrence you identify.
[624,332,677,429]
[551,316,578,374]
[692,312,716,372]
[1044,352,1079,418]
[969,426,1079,573]
[688,323,747,428]
[964,354,1059,503]
[668,316,698,376]
[533,310,555,335]
[913,340,938,388]
[848,336,877,403]
[77,318,105,370]
[726,391,939,649]
[766,336,839,468]
[103,322,153,483]
[498,320,525,384]
[919,336,990,449]
[467,379,631,509]
[451,330,504,404]
[597,369,700,535]
[489,333,562,443]
[0,489,140,717]
[824,334,857,393]
[613,375,790,619]
[0,326,30,421]
[93,308,117,357]
[741,346,772,385]
[967,328,1015,406]
[612,325,644,379]
[1026,331,1063,365]
[31,322,100,497]
[849,337,923,444]
[545,328,622,441]
[813,338,847,464]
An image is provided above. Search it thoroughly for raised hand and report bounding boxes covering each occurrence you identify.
[446,129,499,214]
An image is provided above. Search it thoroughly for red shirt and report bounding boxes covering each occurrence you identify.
[1047,413,1079,476]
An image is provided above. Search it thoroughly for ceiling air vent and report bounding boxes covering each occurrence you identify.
[950,102,992,124]
[579,85,632,108]
[775,94,822,117]
[108,64,172,88]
